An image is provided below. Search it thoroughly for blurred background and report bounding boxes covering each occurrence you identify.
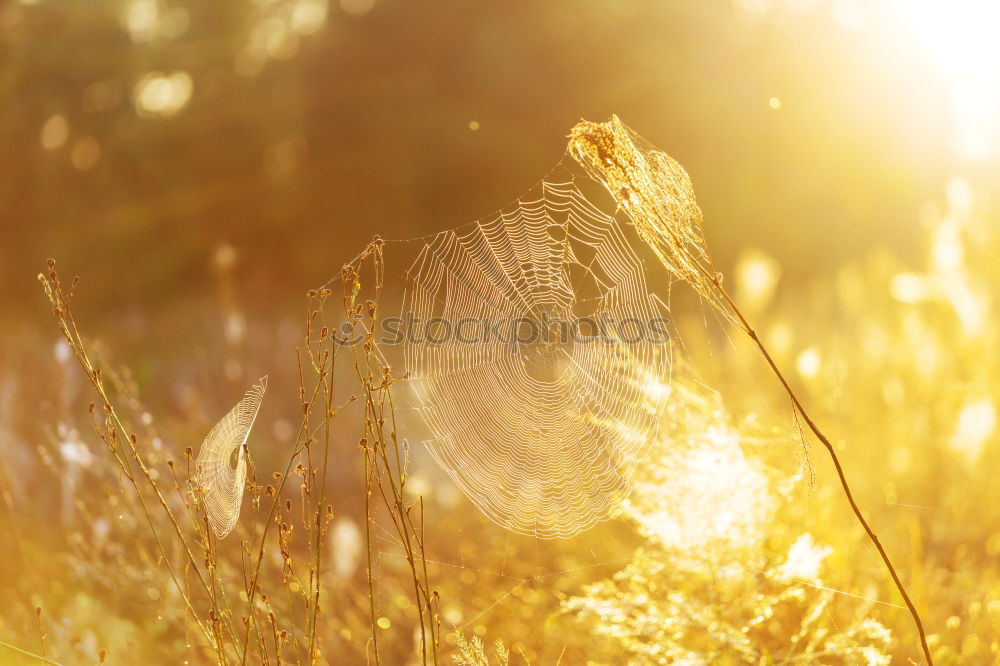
[2,0,1000,663]
[4,0,998,318]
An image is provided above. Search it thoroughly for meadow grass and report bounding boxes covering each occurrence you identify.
[4,140,994,665]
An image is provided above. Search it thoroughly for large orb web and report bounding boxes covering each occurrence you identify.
[402,181,671,538]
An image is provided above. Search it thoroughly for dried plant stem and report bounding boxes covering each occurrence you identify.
[39,265,232,658]
[239,375,325,664]
[387,404,440,663]
[0,639,64,666]
[676,237,933,664]
[307,349,336,662]
[203,519,231,666]
[343,242,439,665]
[83,401,216,652]
[567,117,932,664]
[239,300,359,664]
[363,440,381,666]
[34,608,48,660]
[709,279,933,665]
[376,388,439,663]
[617,207,932,663]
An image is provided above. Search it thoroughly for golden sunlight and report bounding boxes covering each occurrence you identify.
[891,0,1000,159]
[6,1,1000,663]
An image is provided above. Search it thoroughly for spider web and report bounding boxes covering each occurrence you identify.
[196,376,267,538]
[325,119,740,544]
[398,179,672,539]
[318,119,862,662]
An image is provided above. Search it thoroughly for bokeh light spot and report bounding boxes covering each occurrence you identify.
[133,71,193,118]
[40,114,69,150]
[890,272,928,303]
[795,347,821,379]
[290,0,328,35]
[950,397,996,464]
[340,0,375,17]
[735,247,781,309]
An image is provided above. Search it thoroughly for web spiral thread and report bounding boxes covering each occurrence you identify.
[402,181,671,538]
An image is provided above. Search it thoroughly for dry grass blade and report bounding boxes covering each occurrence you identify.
[197,376,268,539]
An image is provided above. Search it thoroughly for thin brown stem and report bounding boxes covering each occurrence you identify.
[239,376,324,664]
[307,348,336,662]
[710,278,933,665]
[39,268,224,655]
[574,123,934,659]
[34,608,48,660]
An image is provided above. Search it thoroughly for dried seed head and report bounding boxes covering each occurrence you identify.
[568,115,734,323]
